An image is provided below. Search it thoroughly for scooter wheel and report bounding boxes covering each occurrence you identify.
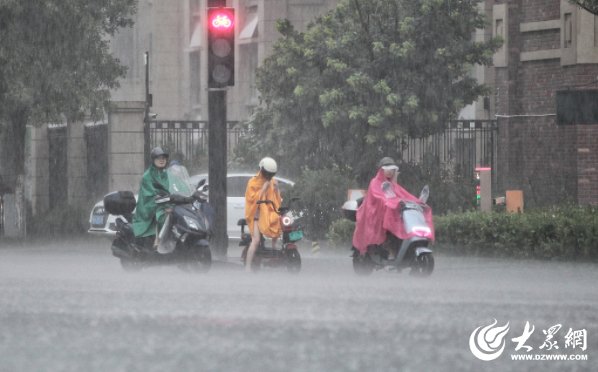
[180,244,212,273]
[353,253,374,276]
[120,258,143,272]
[410,253,434,277]
[285,249,301,273]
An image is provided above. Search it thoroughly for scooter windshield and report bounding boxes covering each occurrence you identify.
[167,164,194,197]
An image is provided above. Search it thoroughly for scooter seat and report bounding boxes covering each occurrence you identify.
[237,218,247,226]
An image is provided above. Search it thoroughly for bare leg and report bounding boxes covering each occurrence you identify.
[246,222,261,272]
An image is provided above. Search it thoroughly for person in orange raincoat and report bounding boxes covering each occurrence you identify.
[244,157,282,271]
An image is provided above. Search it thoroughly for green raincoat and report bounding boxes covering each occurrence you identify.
[132,164,170,237]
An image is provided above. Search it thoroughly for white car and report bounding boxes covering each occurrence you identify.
[88,172,294,239]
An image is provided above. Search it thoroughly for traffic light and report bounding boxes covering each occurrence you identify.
[207,7,235,88]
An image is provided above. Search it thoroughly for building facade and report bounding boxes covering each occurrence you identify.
[110,0,338,122]
[6,0,597,235]
[16,0,339,223]
[490,0,598,206]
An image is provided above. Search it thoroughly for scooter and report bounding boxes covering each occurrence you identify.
[238,198,303,273]
[342,185,434,276]
[107,169,213,273]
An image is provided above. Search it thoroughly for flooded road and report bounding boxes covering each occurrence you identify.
[0,238,595,371]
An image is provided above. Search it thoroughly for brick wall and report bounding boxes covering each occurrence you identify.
[494,0,598,206]
[521,30,559,52]
[498,116,578,207]
[520,0,560,22]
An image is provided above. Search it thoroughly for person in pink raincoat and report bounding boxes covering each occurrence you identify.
[352,157,434,259]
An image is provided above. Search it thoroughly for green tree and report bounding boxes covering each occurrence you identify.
[570,0,598,15]
[236,0,501,184]
[0,0,136,187]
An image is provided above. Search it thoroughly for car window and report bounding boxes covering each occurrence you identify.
[227,176,250,197]
[277,180,292,197]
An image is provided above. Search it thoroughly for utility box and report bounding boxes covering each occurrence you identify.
[506,190,524,213]
[475,167,492,212]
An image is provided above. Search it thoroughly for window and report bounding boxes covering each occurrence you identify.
[564,13,572,49]
[190,51,201,106]
[495,19,503,38]
[240,43,259,103]
[227,177,250,197]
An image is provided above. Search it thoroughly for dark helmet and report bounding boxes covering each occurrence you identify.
[150,146,169,160]
[378,156,399,170]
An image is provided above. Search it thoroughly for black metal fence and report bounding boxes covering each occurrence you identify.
[147,120,242,169]
[84,123,108,201]
[146,119,498,181]
[47,123,109,205]
[398,120,498,181]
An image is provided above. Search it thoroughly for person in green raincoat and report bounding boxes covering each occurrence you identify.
[132,147,171,246]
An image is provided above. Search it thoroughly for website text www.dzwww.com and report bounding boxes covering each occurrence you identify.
[510,354,588,361]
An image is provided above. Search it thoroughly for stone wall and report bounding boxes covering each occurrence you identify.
[107,101,146,193]
[25,125,50,215]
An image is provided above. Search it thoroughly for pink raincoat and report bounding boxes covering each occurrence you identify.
[352,169,435,254]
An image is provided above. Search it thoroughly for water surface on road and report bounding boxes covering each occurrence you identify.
[0,238,595,371]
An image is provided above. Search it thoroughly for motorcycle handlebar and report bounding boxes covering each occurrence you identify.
[155,194,194,205]
[257,198,300,215]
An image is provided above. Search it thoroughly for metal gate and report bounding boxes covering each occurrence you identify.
[85,123,108,200]
[145,118,497,182]
[146,120,242,171]
[398,120,497,180]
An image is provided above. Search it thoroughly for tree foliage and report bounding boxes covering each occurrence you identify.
[570,0,598,15]
[0,0,136,180]
[235,0,501,184]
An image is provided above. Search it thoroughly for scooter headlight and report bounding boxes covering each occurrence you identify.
[183,215,200,231]
[282,216,293,227]
[412,226,432,238]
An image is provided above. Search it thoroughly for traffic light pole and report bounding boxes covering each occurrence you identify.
[207,0,232,259]
[143,51,150,168]
[208,88,228,258]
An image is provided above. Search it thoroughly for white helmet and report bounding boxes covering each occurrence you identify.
[259,157,277,173]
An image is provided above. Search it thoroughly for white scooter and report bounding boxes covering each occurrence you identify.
[342,185,434,276]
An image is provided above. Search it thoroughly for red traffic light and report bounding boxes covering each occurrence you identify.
[211,13,232,29]
[207,7,235,87]
[209,9,234,30]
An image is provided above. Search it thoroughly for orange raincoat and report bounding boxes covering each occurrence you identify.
[245,172,282,238]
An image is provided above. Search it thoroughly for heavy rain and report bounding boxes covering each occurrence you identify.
[1,0,598,371]
[1,239,597,371]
